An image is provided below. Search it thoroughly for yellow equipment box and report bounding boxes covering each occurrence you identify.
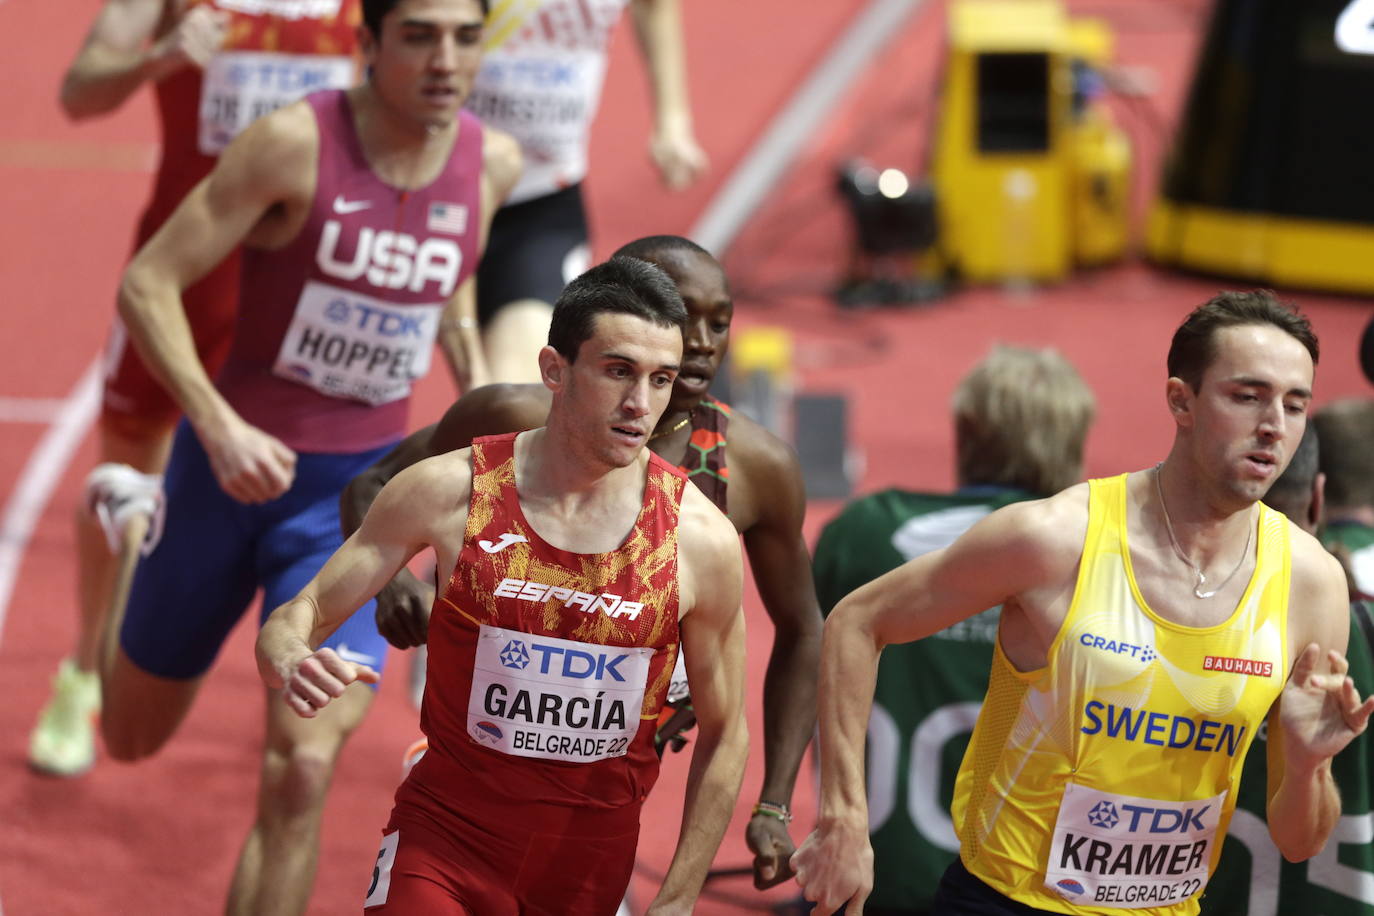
[930,0,1130,283]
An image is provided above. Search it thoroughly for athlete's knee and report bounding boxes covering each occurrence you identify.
[262,742,339,819]
[100,652,197,761]
[99,706,169,762]
[262,686,371,816]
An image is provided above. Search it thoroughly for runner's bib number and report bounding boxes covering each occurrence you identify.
[272,280,440,405]
[199,51,355,154]
[468,625,651,763]
[1045,783,1225,909]
[666,646,689,704]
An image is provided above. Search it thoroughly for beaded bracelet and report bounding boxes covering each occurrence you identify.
[751,801,793,824]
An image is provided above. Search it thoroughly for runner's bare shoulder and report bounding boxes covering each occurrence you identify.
[386,447,477,517]
[974,482,1091,586]
[432,384,551,453]
[676,481,743,616]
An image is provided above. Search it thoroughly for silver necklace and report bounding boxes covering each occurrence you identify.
[1153,464,1253,599]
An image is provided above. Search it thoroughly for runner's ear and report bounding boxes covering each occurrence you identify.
[538,345,566,392]
[1165,377,1193,428]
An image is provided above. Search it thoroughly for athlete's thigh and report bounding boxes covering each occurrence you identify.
[363,823,498,914]
[516,826,639,915]
[259,529,387,679]
[120,422,258,680]
[257,445,394,679]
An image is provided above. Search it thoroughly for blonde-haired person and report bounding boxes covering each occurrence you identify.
[1314,399,1374,601]
[953,345,1098,498]
[810,344,1095,914]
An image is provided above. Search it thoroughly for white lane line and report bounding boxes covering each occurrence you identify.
[0,360,102,642]
[689,0,930,255]
[0,397,71,424]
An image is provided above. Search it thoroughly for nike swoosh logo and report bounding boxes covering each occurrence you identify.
[479,533,528,553]
[333,195,372,214]
[333,643,378,667]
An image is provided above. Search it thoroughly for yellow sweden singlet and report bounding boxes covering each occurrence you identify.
[949,474,1290,914]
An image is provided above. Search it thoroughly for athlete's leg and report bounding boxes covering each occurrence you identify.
[75,420,175,670]
[32,255,236,775]
[228,444,394,914]
[483,297,554,383]
[100,647,206,761]
[227,681,374,916]
[28,420,173,775]
[100,423,258,759]
[362,822,483,914]
[476,185,590,385]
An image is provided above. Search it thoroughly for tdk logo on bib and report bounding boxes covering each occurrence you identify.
[1088,801,1119,829]
[323,299,430,338]
[272,281,442,406]
[499,640,530,669]
[470,626,653,764]
[519,640,632,682]
[1045,784,1225,909]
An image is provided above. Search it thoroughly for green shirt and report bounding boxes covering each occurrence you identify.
[812,487,1031,911]
[1325,520,1374,599]
[1201,600,1374,916]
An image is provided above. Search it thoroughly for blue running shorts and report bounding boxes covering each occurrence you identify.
[120,421,393,680]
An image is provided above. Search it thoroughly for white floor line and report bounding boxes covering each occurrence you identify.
[0,396,71,424]
[0,359,102,643]
[689,0,930,256]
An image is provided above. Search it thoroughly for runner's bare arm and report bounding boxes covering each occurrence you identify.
[1267,538,1374,860]
[118,101,315,503]
[436,127,522,391]
[61,0,229,119]
[341,383,548,538]
[341,385,549,647]
[259,454,471,716]
[648,490,748,914]
[438,277,487,393]
[791,495,1082,914]
[628,0,706,190]
[736,432,822,886]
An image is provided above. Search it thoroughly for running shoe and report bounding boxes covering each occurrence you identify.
[28,658,100,777]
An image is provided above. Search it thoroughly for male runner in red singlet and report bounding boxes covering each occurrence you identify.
[258,255,749,913]
[32,0,364,777]
[93,2,520,912]
[794,291,1374,916]
[342,235,821,888]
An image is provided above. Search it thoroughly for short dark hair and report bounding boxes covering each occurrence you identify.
[612,235,713,264]
[1265,424,1320,520]
[548,256,687,361]
[1166,290,1319,391]
[1314,399,1374,508]
[362,0,490,38]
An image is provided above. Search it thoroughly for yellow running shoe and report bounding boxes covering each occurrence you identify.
[28,658,100,777]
